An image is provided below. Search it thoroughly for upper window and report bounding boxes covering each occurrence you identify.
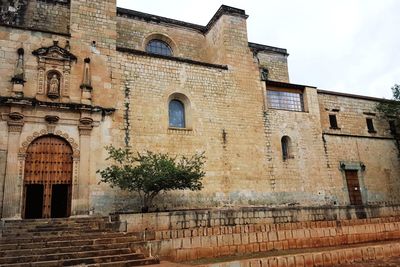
[267,90,304,112]
[169,100,185,128]
[146,40,172,56]
[329,114,339,129]
[281,136,293,160]
[389,120,397,135]
[366,118,376,133]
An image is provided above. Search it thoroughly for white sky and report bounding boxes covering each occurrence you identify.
[117,0,400,99]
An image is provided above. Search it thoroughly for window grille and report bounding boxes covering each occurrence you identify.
[146,40,172,56]
[267,90,304,112]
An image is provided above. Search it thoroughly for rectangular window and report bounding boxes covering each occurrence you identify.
[366,118,376,133]
[389,120,396,135]
[267,90,304,112]
[329,114,339,129]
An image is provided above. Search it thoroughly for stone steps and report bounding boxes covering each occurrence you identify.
[1,254,158,267]
[0,217,159,267]
[0,241,137,257]
[0,232,141,248]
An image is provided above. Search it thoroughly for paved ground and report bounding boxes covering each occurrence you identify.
[149,258,400,266]
[151,258,400,266]
[338,257,400,267]
[147,261,190,267]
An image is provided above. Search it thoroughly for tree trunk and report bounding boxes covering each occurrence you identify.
[141,192,158,213]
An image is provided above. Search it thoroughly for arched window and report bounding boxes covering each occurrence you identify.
[281,136,292,160]
[169,99,185,128]
[146,39,172,56]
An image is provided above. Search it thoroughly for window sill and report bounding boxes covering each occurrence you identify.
[283,155,295,161]
[168,127,193,134]
[329,127,341,130]
[266,108,307,113]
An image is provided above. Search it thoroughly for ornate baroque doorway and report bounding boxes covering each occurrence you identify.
[23,135,73,219]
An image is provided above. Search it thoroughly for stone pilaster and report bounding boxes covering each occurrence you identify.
[73,117,94,215]
[1,112,24,219]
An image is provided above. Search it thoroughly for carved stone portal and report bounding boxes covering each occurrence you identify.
[32,40,77,100]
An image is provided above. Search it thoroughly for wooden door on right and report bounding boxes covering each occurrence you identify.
[345,170,363,205]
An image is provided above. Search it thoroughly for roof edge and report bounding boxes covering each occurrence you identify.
[117,7,206,33]
[266,80,316,90]
[205,5,248,33]
[117,5,248,34]
[249,42,289,56]
[317,89,396,103]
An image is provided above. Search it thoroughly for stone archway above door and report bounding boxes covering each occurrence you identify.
[19,129,80,158]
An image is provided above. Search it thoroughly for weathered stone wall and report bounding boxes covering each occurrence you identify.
[23,0,70,34]
[118,205,400,232]
[117,15,207,61]
[318,92,400,205]
[319,92,394,137]
[0,0,70,34]
[0,1,399,218]
[116,207,400,262]
[263,86,331,205]
[257,51,289,82]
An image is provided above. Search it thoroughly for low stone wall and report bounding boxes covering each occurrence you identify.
[116,205,400,232]
[147,216,400,261]
[195,241,400,267]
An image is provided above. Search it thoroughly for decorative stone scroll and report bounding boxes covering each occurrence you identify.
[78,117,94,136]
[32,40,77,99]
[7,112,24,133]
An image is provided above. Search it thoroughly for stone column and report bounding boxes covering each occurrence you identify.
[1,112,24,219]
[0,149,7,218]
[72,117,93,216]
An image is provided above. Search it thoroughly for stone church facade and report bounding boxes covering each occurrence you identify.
[0,0,399,220]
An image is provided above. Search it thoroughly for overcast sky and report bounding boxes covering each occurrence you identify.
[117,0,400,99]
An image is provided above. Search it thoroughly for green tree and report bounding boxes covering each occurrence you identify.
[377,84,400,117]
[97,146,205,212]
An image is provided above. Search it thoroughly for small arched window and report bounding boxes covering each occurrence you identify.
[146,39,172,56]
[281,136,292,160]
[169,99,185,128]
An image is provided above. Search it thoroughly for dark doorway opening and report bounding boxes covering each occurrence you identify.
[51,184,70,218]
[24,184,44,219]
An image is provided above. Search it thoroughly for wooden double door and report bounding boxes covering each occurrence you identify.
[23,135,73,219]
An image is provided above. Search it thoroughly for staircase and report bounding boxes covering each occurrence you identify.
[0,217,160,266]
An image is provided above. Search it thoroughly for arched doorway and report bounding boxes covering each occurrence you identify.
[23,135,73,219]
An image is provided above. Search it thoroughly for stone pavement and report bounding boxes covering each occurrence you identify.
[148,261,190,267]
[338,257,400,267]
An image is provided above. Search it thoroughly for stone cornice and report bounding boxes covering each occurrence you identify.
[0,23,71,37]
[249,42,289,56]
[0,96,115,114]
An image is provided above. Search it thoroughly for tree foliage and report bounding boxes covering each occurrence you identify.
[376,84,400,118]
[97,146,205,212]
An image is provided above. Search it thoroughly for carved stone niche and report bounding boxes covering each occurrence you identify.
[32,40,77,100]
